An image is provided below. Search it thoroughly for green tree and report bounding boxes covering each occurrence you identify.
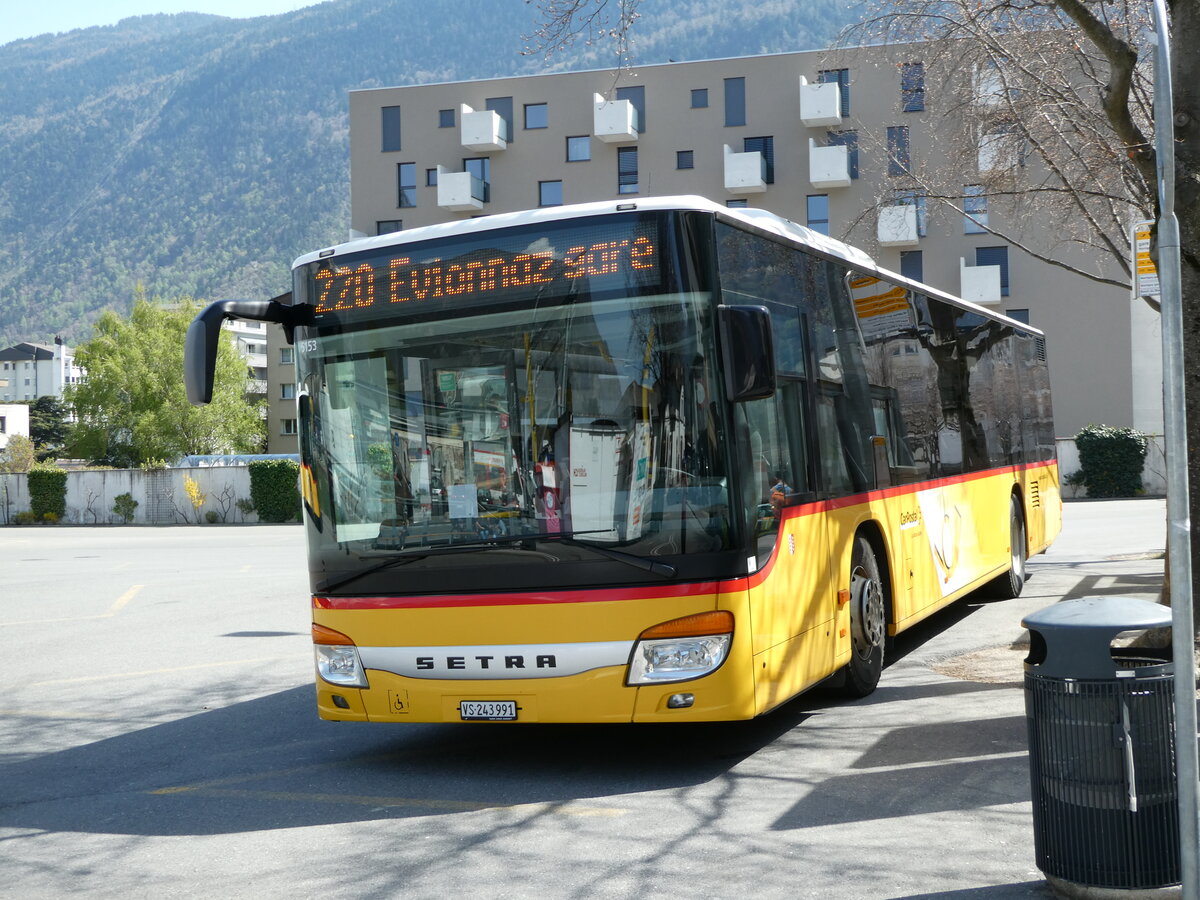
[27,395,73,461]
[66,296,265,467]
[0,434,35,474]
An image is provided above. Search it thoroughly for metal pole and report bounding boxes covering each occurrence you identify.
[1151,1,1200,894]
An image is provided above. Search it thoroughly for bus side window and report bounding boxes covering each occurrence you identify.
[816,391,853,496]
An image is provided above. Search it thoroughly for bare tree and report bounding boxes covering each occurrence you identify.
[839,1,1157,305]
[522,0,642,64]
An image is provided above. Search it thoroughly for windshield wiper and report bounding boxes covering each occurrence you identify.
[316,529,675,593]
[535,533,677,579]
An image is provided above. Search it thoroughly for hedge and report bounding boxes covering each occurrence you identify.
[1073,424,1148,498]
[28,465,68,520]
[248,459,301,523]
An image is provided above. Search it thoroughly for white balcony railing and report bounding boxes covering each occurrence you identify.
[723,144,767,194]
[460,104,507,152]
[593,93,638,143]
[877,205,919,247]
[437,167,487,212]
[799,76,841,127]
[960,258,1002,306]
[808,138,851,188]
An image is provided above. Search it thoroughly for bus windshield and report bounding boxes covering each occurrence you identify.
[296,291,734,589]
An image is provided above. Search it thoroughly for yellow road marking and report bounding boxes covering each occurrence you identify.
[151,785,625,816]
[28,655,294,687]
[106,584,144,615]
[1,584,144,627]
[0,708,131,721]
[149,763,625,816]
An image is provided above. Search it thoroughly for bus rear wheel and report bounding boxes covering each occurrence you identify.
[837,534,887,698]
[986,495,1026,599]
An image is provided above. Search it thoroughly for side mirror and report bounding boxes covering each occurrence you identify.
[184,297,306,405]
[717,304,776,402]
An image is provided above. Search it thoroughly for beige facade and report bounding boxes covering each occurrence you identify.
[347,46,1154,438]
[265,323,298,454]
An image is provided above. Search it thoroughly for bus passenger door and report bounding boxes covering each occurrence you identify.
[740,322,834,713]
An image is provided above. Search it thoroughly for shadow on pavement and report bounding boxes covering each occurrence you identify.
[0,684,817,836]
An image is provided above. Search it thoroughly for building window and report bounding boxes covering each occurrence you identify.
[281,383,296,400]
[618,146,638,194]
[964,184,988,233]
[900,250,923,282]
[438,108,455,128]
[887,126,911,176]
[539,180,563,207]
[826,130,859,179]
[280,348,294,365]
[381,106,401,152]
[524,102,548,129]
[900,62,925,112]
[724,77,746,127]
[726,199,749,208]
[893,189,927,236]
[281,419,298,436]
[376,220,402,235]
[818,68,851,117]
[806,194,829,235]
[616,85,645,132]
[485,97,514,143]
[566,135,591,161]
[1006,308,1030,324]
[464,157,491,202]
[676,150,694,169]
[735,136,771,184]
[976,246,1010,296]
[397,162,416,208]
[691,88,708,108]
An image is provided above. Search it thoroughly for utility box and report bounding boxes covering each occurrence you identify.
[1022,596,1179,892]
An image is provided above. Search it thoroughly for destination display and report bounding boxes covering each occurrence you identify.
[303,217,664,322]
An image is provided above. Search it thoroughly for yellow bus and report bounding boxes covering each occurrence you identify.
[185,196,1060,723]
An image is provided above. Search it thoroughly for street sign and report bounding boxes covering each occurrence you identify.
[1132,220,1160,301]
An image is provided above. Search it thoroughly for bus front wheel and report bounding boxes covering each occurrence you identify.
[837,535,887,697]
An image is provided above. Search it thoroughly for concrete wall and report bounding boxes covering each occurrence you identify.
[0,466,274,525]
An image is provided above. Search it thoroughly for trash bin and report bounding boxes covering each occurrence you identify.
[1023,596,1179,892]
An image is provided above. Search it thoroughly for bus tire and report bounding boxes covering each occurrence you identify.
[986,495,1026,599]
[837,534,887,698]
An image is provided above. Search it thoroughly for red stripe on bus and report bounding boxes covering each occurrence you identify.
[314,579,748,610]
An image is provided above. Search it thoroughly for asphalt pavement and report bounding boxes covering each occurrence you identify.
[0,499,1177,899]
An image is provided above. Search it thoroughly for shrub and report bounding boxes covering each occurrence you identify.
[113,492,139,523]
[28,465,67,520]
[13,510,39,525]
[184,474,207,522]
[205,510,219,524]
[248,459,301,523]
[1073,424,1148,498]
[235,497,255,521]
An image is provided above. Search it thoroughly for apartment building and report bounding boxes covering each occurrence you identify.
[265,323,298,453]
[0,340,86,404]
[346,45,1157,438]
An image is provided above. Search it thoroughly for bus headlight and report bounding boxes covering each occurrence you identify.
[626,611,734,685]
[313,623,368,688]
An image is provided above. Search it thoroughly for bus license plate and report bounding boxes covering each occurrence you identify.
[459,700,517,721]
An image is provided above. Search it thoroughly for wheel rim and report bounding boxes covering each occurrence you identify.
[850,565,886,656]
[1010,505,1026,582]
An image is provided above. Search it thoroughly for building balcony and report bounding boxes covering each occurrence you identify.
[437,167,487,212]
[799,76,841,127]
[593,94,638,143]
[877,205,919,247]
[809,139,851,188]
[960,258,1002,306]
[460,104,507,152]
[723,144,767,194]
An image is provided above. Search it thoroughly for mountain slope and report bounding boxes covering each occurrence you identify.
[0,0,856,345]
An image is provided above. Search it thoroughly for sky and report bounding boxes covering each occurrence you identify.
[0,1,322,47]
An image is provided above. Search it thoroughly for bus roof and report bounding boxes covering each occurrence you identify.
[293,195,1043,337]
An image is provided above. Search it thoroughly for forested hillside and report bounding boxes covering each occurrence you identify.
[0,0,856,345]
